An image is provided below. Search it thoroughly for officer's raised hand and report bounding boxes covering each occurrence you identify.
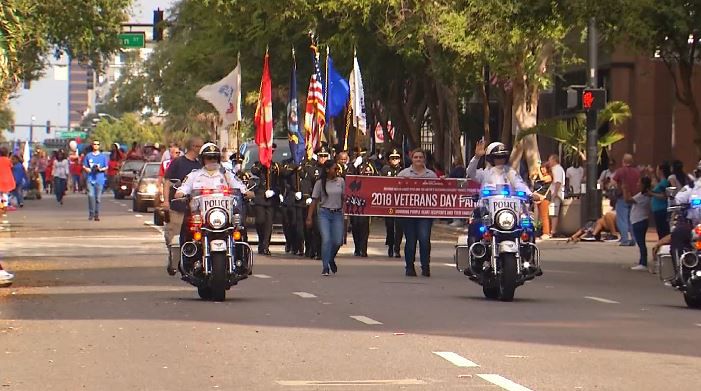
[475,139,486,157]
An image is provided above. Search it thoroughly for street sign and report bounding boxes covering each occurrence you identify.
[118,32,145,48]
[59,131,87,139]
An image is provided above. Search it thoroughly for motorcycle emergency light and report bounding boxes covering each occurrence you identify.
[520,216,532,228]
[193,231,202,241]
[520,232,529,241]
[516,191,526,197]
[694,224,701,236]
[691,198,701,207]
[479,225,487,234]
[481,189,493,197]
[695,241,701,251]
[483,231,493,241]
[500,189,510,196]
[233,230,242,241]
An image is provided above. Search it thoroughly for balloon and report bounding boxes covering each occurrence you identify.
[69,140,77,151]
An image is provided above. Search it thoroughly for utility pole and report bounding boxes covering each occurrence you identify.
[585,18,600,222]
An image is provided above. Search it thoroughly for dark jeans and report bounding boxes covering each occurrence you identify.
[385,217,403,254]
[653,209,670,240]
[401,218,433,270]
[54,177,67,202]
[632,220,649,266]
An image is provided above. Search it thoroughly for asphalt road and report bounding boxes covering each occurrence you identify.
[1,193,700,390]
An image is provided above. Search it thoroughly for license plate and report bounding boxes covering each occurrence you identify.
[210,240,227,252]
[487,198,520,215]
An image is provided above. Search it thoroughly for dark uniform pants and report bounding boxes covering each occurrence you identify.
[304,206,321,258]
[351,216,370,256]
[255,205,273,252]
[385,217,403,255]
[283,206,305,254]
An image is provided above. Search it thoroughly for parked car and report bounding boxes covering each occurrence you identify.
[133,162,162,213]
[114,160,146,199]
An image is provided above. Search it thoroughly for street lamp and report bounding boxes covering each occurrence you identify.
[29,115,36,143]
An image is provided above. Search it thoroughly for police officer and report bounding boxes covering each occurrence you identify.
[302,146,330,259]
[349,147,376,257]
[175,143,252,198]
[280,158,306,255]
[250,145,282,256]
[381,148,403,258]
[335,150,350,178]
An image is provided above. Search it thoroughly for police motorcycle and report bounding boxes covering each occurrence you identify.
[655,188,701,309]
[455,184,541,301]
[172,181,255,301]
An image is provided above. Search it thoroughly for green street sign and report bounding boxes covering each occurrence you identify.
[59,131,87,139]
[118,32,145,48]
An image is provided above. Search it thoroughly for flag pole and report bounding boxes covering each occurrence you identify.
[325,45,330,146]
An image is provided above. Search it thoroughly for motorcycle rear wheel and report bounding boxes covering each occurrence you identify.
[211,253,228,302]
[683,292,701,309]
[498,253,517,302]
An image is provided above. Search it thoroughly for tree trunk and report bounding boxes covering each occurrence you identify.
[510,76,542,177]
[499,87,513,146]
[480,80,490,144]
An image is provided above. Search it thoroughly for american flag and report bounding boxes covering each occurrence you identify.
[304,47,325,159]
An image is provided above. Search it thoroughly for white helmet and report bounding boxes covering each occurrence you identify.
[485,142,510,164]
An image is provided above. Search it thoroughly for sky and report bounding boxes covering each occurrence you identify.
[5,0,177,143]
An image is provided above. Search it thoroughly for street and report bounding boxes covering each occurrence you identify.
[1,195,700,391]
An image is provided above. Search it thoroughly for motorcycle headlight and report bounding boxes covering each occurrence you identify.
[495,210,516,230]
[207,209,228,229]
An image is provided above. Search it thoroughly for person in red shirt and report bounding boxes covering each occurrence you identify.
[612,153,641,246]
[0,146,16,211]
[107,143,125,194]
[44,151,56,194]
[70,152,84,192]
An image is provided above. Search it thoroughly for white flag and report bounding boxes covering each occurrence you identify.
[348,54,367,135]
[196,61,242,129]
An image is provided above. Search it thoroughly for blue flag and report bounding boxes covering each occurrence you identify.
[326,55,350,118]
[287,56,305,164]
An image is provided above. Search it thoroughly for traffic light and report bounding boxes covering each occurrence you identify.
[565,86,607,111]
[153,9,165,41]
[86,68,94,90]
[46,120,51,134]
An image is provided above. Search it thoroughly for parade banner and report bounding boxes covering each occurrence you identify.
[344,175,481,218]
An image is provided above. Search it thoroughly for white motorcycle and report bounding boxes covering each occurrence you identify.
[455,185,542,301]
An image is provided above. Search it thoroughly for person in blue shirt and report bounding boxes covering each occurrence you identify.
[10,155,28,208]
[83,140,108,221]
[650,162,672,239]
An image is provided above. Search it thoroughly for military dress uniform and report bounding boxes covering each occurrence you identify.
[251,161,282,255]
[381,148,403,258]
[280,159,306,255]
[349,151,377,257]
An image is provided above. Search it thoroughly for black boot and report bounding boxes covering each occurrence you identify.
[421,265,431,277]
[388,247,394,257]
[405,265,417,277]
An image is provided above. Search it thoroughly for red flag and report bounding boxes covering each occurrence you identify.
[255,52,273,168]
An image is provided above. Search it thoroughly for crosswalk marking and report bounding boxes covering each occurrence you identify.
[350,315,383,325]
[433,351,479,368]
[584,296,619,304]
[292,292,317,298]
[477,374,533,391]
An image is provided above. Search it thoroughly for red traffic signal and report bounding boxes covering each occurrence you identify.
[582,88,606,111]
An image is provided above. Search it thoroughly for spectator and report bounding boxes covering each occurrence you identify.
[567,211,619,243]
[598,158,616,190]
[35,150,48,192]
[629,176,652,271]
[83,141,108,221]
[532,163,552,239]
[0,147,16,211]
[53,149,70,205]
[449,159,466,179]
[45,151,56,194]
[566,158,584,196]
[668,159,694,189]
[547,154,566,237]
[434,162,445,178]
[650,162,672,239]
[306,159,345,276]
[126,142,143,160]
[398,148,438,277]
[10,155,27,208]
[613,153,640,246]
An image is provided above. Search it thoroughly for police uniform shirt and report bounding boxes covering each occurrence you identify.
[179,168,248,195]
[466,156,531,194]
[675,182,701,224]
[381,164,402,177]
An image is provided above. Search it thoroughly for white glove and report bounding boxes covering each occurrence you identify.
[353,156,363,168]
[305,198,313,205]
[279,194,284,203]
[265,190,275,198]
[312,154,318,161]
[295,192,302,200]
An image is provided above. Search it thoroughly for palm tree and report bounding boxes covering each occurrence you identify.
[516,101,631,162]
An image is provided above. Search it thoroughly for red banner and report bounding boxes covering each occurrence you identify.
[344,175,480,218]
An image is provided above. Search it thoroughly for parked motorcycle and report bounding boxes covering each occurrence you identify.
[655,187,701,309]
[455,185,542,301]
[174,184,254,301]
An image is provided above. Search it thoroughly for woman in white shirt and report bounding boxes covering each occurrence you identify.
[629,176,652,271]
[52,149,70,205]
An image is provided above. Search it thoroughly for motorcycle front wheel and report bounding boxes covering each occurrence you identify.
[483,286,499,299]
[498,253,517,302]
[683,292,701,309]
[198,287,212,300]
[210,252,228,302]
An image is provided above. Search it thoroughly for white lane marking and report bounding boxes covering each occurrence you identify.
[292,292,317,298]
[433,351,479,368]
[350,315,383,325]
[441,263,455,267]
[119,203,128,207]
[477,374,533,391]
[253,274,272,279]
[695,323,701,327]
[134,214,143,218]
[144,221,164,234]
[127,209,133,212]
[2,220,9,224]
[276,379,427,386]
[584,296,620,304]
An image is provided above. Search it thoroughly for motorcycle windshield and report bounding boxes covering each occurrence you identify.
[481,195,525,217]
